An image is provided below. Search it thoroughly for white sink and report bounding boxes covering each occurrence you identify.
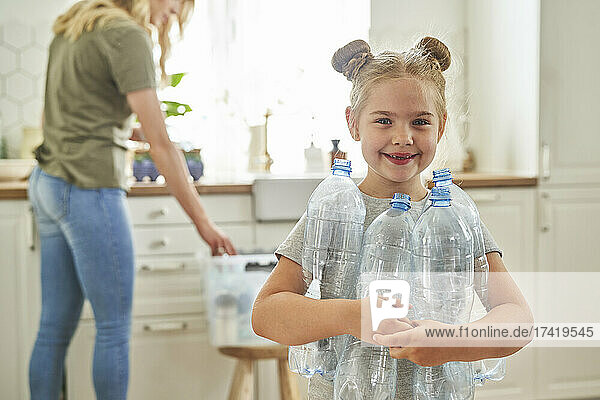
[253,177,323,221]
[252,174,363,221]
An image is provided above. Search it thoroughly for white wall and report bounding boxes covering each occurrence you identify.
[0,0,73,157]
[370,0,540,176]
[465,0,539,175]
[370,0,468,175]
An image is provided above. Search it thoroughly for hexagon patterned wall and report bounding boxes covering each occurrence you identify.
[0,21,50,158]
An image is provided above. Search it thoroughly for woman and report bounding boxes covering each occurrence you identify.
[28,1,236,399]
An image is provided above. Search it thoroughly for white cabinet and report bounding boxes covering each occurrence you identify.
[535,187,600,399]
[464,188,537,399]
[467,188,537,273]
[0,200,40,400]
[536,1,600,397]
[539,0,600,185]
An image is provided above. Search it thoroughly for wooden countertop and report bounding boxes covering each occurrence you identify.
[0,173,537,200]
[0,180,253,200]
[429,173,538,189]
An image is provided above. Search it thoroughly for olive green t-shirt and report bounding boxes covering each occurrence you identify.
[35,18,156,191]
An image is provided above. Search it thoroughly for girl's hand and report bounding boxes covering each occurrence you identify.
[373,319,457,367]
[349,297,413,345]
[193,217,237,256]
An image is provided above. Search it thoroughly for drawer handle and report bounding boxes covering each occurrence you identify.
[150,207,170,219]
[150,238,170,249]
[137,263,186,272]
[143,322,188,332]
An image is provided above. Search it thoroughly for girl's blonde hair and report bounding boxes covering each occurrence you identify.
[331,37,451,127]
[53,0,194,83]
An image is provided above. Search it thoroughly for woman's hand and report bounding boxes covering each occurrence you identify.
[373,319,458,367]
[193,216,237,256]
[130,127,146,141]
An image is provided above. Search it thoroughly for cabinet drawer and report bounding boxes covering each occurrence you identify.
[133,224,256,257]
[80,258,205,320]
[134,256,204,317]
[133,226,204,256]
[128,194,252,226]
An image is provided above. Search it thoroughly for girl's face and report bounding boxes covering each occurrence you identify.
[348,78,445,195]
[149,0,181,27]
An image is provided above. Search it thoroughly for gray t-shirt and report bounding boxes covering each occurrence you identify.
[275,191,502,400]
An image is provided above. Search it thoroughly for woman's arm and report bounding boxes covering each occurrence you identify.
[126,88,236,256]
[251,256,358,346]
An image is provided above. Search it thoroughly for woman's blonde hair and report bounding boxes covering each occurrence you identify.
[331,37,451,128]
[53,0,194,83]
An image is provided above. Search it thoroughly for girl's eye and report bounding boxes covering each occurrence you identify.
[375,118,392,125]
[413,119,431,126]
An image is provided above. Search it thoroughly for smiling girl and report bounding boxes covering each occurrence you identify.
[251,37,532,399]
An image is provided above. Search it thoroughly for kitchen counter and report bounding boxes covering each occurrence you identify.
[0,173,537,200]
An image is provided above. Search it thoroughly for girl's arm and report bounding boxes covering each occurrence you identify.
[126,88,236,256]
[251,255,359,346]
[461,251,534,358]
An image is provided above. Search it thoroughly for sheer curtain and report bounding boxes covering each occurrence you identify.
[161,0,370,180]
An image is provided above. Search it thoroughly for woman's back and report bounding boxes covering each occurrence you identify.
[37,18,155,190]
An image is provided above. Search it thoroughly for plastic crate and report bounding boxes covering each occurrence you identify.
[204,254,277,347]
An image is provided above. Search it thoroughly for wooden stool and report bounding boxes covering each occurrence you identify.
[218,345,300,400]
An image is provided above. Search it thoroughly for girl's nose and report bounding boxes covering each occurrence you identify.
[391,127,414,146]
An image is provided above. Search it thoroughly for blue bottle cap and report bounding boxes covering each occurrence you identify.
[390,193,411,210]
[430,186,451,201]
[432,168,453,183]
[332,158,352,173]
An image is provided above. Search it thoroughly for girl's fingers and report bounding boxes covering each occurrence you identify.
[389,347,410,360]
[373,329,411,347]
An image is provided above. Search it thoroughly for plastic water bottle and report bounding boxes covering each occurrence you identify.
[412,186,475,400]
[288,158,366,380]
[334,193,414,400]
[469,296,507,385]
[427,169,506,385]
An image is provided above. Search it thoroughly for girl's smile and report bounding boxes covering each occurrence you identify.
[382,151,420,165]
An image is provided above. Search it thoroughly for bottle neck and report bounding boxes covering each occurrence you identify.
[434,179,453,187]
[391,204,410,212]
[332,168,351,177]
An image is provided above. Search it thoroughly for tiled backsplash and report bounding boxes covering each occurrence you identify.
[0,21,50,158]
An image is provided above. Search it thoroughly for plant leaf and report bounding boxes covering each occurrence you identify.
[162,101,192,118]
[169,72,186,87]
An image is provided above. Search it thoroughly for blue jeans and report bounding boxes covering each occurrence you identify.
[28,166,134,400]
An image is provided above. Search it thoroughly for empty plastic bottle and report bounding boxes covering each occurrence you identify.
[426,168,506,385]
[288,158,366,380]
[334,193,414,400]
[412,186,475,400]
[469,297,507,386]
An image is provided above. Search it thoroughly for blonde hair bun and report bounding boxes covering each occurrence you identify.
[416,36,451,72]
[331,39,373,81]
